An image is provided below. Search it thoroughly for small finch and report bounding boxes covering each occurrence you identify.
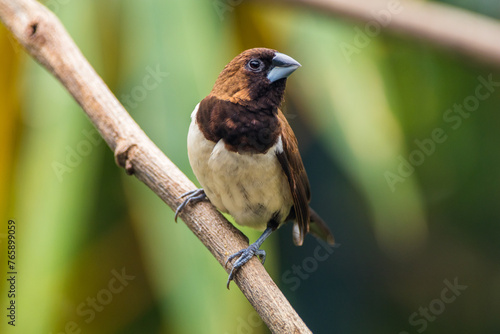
[176,48,334,288]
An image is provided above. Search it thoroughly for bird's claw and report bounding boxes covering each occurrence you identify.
[174,188,206,222]
[225,244,266,289]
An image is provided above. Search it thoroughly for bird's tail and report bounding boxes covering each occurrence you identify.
[308,207,335,245]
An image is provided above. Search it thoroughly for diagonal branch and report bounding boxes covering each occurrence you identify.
[0,1,311,333]
[267,0,500,67]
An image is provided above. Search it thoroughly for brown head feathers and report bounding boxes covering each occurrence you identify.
[209,48,288,111]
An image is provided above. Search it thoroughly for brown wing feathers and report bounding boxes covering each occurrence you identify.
[276,109,311,246]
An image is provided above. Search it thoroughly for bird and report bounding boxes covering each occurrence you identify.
[175,48,334,288]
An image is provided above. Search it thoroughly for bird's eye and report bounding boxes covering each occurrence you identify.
[247,59,263,72]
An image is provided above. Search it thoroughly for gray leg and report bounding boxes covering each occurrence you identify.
[225,225,275,289]
[174,188,206,222]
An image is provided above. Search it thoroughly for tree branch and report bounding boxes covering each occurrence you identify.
[268,0,500,67]
[0,1,311,333]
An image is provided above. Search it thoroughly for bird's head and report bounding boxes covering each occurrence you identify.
[210,48,301,111]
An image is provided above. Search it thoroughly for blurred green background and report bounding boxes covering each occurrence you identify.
[1,0,500,333]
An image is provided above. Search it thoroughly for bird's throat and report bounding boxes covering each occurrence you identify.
[196,96,281,154]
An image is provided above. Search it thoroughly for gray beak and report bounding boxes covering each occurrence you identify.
[267,52,301,83]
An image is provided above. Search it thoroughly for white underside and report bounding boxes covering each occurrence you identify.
[187,103,293,231]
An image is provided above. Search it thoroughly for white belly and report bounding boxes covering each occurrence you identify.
[187,104,292,230]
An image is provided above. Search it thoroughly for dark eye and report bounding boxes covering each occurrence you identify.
[247,59,263,72]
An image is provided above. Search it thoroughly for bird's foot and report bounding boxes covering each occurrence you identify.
[225,244,266,289]
[174,188,206,222]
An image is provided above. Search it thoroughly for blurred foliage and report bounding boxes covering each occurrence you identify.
[1,0,500,333]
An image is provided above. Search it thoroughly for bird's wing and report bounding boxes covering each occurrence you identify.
[276,109,311,246]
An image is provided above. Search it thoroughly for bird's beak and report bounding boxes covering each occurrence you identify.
[267,52,301,83]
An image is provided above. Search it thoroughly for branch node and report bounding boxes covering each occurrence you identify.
[114,141,138,175]
[29,22,38,36]
[24,18,46,46]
